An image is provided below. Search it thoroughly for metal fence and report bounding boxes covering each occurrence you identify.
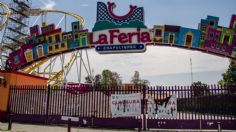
[9,85,236,129]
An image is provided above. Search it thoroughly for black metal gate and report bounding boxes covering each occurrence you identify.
[8,85,236,130]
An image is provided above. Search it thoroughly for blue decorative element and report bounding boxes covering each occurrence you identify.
[72,21,81,32]
[97,2,144,25]
[33,43,48,58]
[200,16,219,30]
[178,27,200,48]
[163,25,180,44]
[13,55,19,64]
[95,44,146,53]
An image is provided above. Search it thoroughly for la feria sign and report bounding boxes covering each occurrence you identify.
[90,2,151,54]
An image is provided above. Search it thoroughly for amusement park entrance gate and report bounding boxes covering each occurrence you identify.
[8,85,236,130]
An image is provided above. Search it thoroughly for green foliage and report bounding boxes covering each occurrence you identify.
[90,69,122,88]
[218,60,236,86]
[131,71,150,87]
[92,20,147,32]
[101,69,113,87]
[178,94,236,115]
[191,81,209,96]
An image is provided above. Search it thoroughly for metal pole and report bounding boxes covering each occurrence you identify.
[45,85,51,124]
[67,118,71,132]
[8,115,12,130]
[217,122,221,132]
[190,57,193,84]
[142,86,147,130]
[7,86,12,130]
[79,51,82,83]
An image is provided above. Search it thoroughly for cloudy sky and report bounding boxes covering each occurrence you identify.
[1,0,236,85]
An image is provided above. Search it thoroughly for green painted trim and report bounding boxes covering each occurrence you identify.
[92,20,147,32]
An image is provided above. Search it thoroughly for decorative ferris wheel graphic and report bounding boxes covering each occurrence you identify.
[0,0,92,86]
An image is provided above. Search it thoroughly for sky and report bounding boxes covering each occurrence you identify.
[1,0,236,86]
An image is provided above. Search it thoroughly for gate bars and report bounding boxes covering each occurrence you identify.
[8,85,236,130]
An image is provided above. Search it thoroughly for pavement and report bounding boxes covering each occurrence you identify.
[0,122,136,132]
[1,122,236,132]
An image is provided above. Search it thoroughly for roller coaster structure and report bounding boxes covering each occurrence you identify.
[0,1,236,86]
[0,0,91,86]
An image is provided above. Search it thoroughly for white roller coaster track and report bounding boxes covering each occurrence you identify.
[0,2,85,31]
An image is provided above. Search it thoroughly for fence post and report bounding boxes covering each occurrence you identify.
[142,85,147,130]
[45,85,51,124]
[7,85,13,130]
[68,118,71,132]
[217,122,221,132]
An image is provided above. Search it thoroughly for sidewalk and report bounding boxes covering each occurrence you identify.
[1,122,234,132]
[0,122,136,132]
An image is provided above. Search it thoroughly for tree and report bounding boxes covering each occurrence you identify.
[101,69,122,88]
[85,75,92,83]
[131,71,140,85]
[218,60,236,86]
[111,72,122,87]
[191,81,209,96]
[94,74,101,88]
[131,71,150,87]
[140,79,150,87]
[101,69,112,87]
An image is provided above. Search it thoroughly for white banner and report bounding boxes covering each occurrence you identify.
[111,93,141,117]
[147,95,156,117]
[147,95,177,118]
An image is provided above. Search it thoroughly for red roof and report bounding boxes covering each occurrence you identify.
[42,28,62,36]
[0,70,48,80]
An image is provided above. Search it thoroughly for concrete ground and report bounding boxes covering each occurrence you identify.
[0,122,235,132]
[0,122,136,132]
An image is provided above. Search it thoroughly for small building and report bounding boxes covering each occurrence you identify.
[33,43,48,59]
[62,32,72,41]
[231,34,236,57]
[218,26,234,45]
[22,43,34,63]
[198,16,219,48]
[0,71,48,121]
[152,25,165,43]
[9,48,25,69]
[36,34,47,44]
[204,27,232,56]
[30,25,40,36]
[72,21,82,32]
[229,14,236,29]
[48,40,68,54]
[164,25,180,44]
[72,29,89,48]
[41,24,62,44]
[178,27,200,48]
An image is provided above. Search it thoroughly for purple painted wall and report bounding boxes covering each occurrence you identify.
[233,29,236,47]
[204,40,233,56]
[204,27,233,56]
[229,14,236,29]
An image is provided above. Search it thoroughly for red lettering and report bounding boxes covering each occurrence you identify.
[109,29,119,44]
[90,28,151,45]
[98,34,108,44]
[89,33,97,45]
[128,32,136,43]
[141,32,151,42]
[118,33,128,43]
